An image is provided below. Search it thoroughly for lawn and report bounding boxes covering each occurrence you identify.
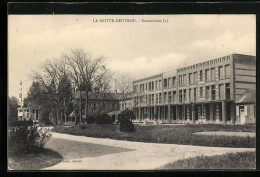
[158,151,256,169]
[8,148,63,170]
[52,124,255,148]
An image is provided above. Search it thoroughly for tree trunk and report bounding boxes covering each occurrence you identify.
[60,112,63,125]
[85,91,88,120]
[79,91,83,123]
[64,98,66,124]
[64,110,67,124]
[56,108,58,125]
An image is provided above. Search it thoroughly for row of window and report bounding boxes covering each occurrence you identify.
[134,83,231,105]
[179,64,230,86]
[18,109,39,120]
[134,65,231,93]
[121,102,131,110]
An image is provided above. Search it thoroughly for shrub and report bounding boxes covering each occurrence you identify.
[119,113,135,132]
[119,109,135,122]
[85,115,96,124]
[79,122,88,129]
[95,114,113,124]
[9,120,33,127]
[119,119,135,132]
[8,122,52,155]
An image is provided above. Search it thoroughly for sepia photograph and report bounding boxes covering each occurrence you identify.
[7,14,256,170]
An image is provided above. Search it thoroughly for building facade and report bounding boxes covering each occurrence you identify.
[235,89,256,125]
[119,93,134,111]
[73,91,120,118]
[132,54,256,124]
[17,107,41,123]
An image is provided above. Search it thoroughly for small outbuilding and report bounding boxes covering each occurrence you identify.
[17,106,41,123]
[235,90,256,124]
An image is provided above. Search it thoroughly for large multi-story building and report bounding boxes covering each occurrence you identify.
[132,54,256,124]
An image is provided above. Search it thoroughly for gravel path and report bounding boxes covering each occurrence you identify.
[43,132,255,170]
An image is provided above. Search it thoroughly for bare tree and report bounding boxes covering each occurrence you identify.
[64,49,111,123]
[115,72,133,103]
[91,71,112,114]
[31,58,72,125]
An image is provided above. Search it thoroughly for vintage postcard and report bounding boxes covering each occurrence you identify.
[8,14,256,170]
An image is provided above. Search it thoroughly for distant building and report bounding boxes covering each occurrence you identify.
[17,106,42,123]
[132,54,256,124]
[235,89,256,124]
[119,92,134,111]
[73,91,121,118]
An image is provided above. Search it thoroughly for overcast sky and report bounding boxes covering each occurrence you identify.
[8,15,256,99]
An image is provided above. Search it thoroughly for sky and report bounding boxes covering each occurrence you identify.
[8,15,256,101]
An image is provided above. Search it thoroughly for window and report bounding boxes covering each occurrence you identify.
[205,69,210,82]
[194,72,198,84]
[206,86,210,100]
[226,83,230,99]
[164,79,167,88]
[179,90,183,103]
[155,81,158,90]
[189,88,192,102]
[173,91,176,103]
[179,75,183,86]
[183,74,187,85]
[156,93,158,104]
[164,92,167,103]
[172,77,176,87]
[194,88,197,102]
[200,70,203,81]
[189,73,193,85]
[149,82,151,91]
[211,85,215,100]
[211,68,216,81]
[145,83,147,91]
[159,93,162,104]
[152,94,154,105]
[200,87,203,97]
[168,92,171,103]
[168,78,171,88]
[219,66,224,79]
[225,64,230,78]
[183,89,186,102]
[219,84,224,100]
[159,80,161,89]
[152,82,154,90]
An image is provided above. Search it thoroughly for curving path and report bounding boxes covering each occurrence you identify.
[43,132,255,170]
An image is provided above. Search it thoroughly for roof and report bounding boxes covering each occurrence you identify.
[236,90,256,104]
[68,111,75,117]
[118,92,134,100]
[75,91,122,100]
[18,106,41,110]
[107,110,122,115]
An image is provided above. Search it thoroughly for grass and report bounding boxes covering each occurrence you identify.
[8,148,63,170]
[159,151,256,169]
[52,124,256,148]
